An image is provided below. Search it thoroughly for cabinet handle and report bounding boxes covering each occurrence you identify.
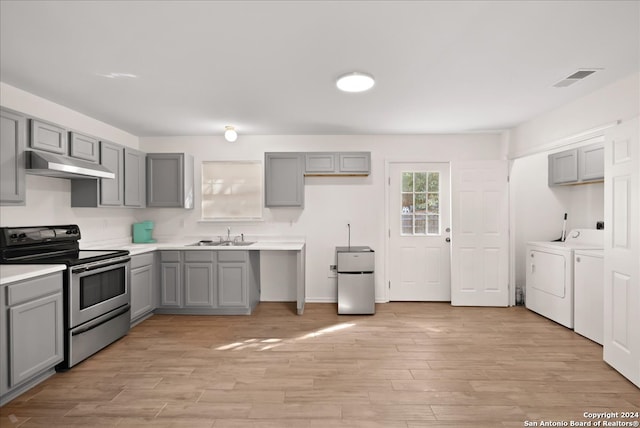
[576,257,581,262]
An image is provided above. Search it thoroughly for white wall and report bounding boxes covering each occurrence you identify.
[509,72,639,297]
[139,134,504,302]
[0,82,141,245]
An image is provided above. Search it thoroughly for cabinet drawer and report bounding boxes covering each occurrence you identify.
[6,272,63,306]
[184,251,215,263]
[131,253,154,269]
[160,251,181,262]
[218,250,248,262]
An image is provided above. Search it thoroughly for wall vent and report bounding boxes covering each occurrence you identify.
[553,69,600,88]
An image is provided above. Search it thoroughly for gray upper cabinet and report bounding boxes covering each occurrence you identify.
[265,152,304,207]
[69,132,99,163]
[304,152,371,175]
[71,142,145,208]
[578,142,604,182]
[0,108,26,205]
[305,153,336,173]
[147,153,194,209]
[124,148,146,207]
[29,119,67,155]
[99,141,124,206]
[338,152,370,174]
[549,142,604,186]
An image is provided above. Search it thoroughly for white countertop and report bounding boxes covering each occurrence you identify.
[88,241,306,256]
[1,240,305,284]
[0,264,66,285]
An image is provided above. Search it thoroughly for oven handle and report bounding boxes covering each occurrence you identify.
[72,256,130,274]
[71,304,130,336]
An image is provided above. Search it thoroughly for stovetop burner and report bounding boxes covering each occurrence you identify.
[0,225,128,266]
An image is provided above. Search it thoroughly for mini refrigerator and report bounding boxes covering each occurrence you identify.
[336,246,375,315]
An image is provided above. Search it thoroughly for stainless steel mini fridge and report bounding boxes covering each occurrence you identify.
[336,246,375,315]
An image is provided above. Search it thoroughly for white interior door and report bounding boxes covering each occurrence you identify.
[603,117,639,388]
[451,160,509,306]
[388,162,451,301]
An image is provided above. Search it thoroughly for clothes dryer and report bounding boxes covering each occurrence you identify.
[525,229,603,328]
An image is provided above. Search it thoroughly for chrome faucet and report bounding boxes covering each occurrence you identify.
[227,227,231,241]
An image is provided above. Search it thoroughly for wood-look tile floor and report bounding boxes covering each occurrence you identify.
[1,303,638,427]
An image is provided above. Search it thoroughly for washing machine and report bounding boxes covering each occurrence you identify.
[525,229,603,329]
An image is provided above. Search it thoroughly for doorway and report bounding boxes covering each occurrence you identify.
[387,162,451,301]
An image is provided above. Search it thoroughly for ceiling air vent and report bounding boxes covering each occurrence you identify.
[553,69,600,88]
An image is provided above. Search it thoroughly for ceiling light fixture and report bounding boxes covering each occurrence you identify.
[224,126,238,142]
[336,72,375,93]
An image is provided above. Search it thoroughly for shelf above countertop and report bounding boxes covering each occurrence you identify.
[0,264,66,285]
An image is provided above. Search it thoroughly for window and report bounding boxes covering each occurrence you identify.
[401,171,440,235]
[201,161,263,220]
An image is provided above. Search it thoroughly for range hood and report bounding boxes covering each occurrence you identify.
[26,151,115,180]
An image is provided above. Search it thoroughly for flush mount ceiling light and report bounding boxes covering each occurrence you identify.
[336,72,375,93]
[224,126,238,142]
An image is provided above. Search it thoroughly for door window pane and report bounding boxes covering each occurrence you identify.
[400,171,440,235]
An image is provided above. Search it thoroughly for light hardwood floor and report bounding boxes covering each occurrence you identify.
[1,303,638,427]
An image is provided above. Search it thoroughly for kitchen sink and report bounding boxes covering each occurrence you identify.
[187,240,255,247]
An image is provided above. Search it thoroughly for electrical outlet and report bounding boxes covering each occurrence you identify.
[328,264,337,278]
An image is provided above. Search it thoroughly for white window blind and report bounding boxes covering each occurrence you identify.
[201,161,263,220]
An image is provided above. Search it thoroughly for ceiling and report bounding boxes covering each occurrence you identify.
[1,1,638,138]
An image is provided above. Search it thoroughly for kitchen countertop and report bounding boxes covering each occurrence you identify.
[89,241,306,256]
[0,264,66,285]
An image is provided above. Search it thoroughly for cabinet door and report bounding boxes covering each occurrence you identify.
[160,262,182,307]
[218,262,248,307]
[184,263,215,307]
[579,143,604,182]
[9,293,63,387]
[99,141,124,206]
[338,152,370,174]
[0,108,26,205]
[147,154,184,207]
[265,153,304,207]
[548,149,578,185]
[131,265,153,320]
[29,119,67,154]
[69,132,99,162]
[305,153,336,173]
[124,148,146,207]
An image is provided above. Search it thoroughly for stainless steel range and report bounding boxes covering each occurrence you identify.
[0,225,131,369]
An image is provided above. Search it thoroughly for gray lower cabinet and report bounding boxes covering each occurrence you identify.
[0,271,64,406]
[146,153,194,209]
[159,251,182,307]
[130,253,155,325]
[265,152,304,207]
[156,250,259,315]
[29,119,67,155]
[0,107,26,205]
[184,251,215,307]
[218,250,260,310]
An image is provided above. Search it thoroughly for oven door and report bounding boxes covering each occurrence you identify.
[70,258,130,328]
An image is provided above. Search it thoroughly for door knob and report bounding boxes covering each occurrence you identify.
[445,237,451,243]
